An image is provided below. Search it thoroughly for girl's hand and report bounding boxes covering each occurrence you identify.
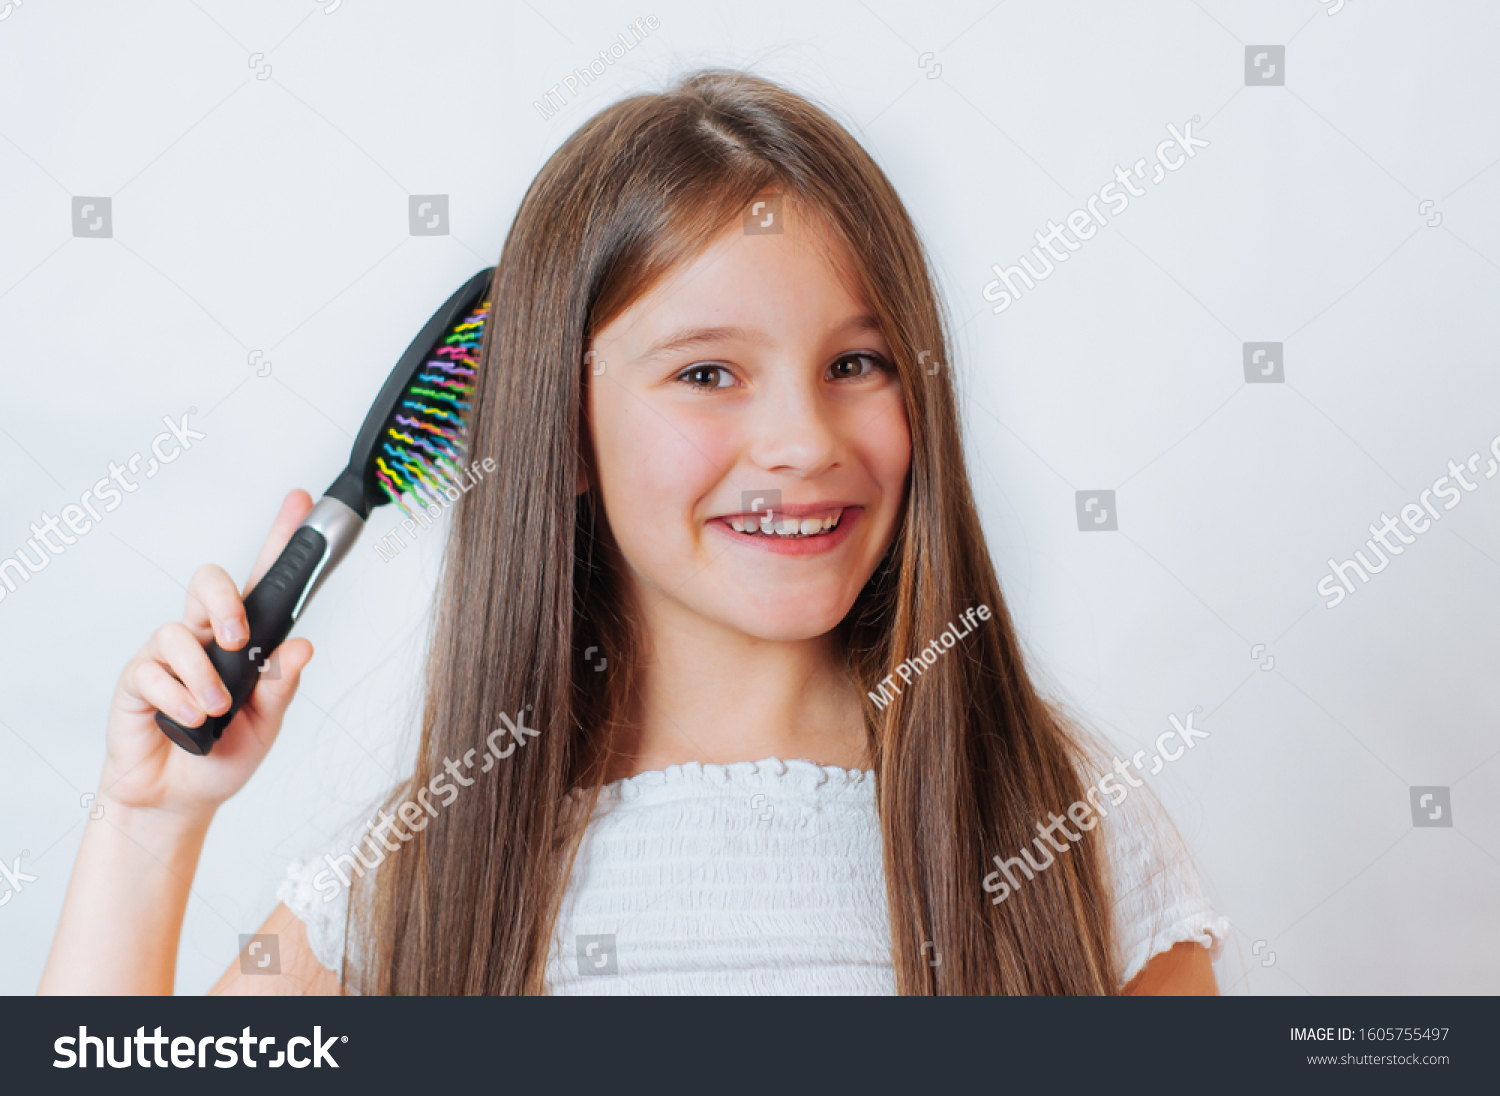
[99,490,317,819]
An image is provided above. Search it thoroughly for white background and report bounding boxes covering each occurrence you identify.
[1,0,1496,995]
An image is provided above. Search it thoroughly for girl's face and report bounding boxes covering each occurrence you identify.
[586,200,911,643]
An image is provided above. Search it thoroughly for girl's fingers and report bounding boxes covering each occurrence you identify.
[172,490,311,649]
[184,564,249,649]
[240,638,314,728]
[148,622,233,719]
[128,656,212,730]
[244,490,315,595]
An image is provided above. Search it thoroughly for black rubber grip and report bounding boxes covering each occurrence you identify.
[154,526,328,755]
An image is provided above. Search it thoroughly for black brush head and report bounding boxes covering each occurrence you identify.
[326,267,494,518]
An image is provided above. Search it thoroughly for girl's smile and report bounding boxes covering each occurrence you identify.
[710,503,861,556]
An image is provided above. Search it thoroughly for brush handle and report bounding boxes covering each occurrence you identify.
[154,527,327,755]
[154,496,364,755]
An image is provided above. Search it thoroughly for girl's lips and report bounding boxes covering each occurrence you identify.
[709,506,862,556]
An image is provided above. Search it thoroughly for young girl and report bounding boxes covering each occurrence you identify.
[42,68,1227,996]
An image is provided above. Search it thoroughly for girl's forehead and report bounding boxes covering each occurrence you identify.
[602,210,872,347]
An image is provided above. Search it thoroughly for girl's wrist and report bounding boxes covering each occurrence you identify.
[95,788,218,839]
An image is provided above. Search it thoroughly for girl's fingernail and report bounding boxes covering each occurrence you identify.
[205,687,229,710]
[222,620,244,645]
[177,703,203,725]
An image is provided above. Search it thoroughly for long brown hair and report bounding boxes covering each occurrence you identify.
[349,68,1118,995]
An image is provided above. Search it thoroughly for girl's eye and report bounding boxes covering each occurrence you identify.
[676,364,737,390]
[675,355,889,389]
[828,353,888,382]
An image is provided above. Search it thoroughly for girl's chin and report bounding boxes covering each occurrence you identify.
[711,589,859,642]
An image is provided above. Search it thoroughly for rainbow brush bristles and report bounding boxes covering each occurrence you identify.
[374,299,488,519]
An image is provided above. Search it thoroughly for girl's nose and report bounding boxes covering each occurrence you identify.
[745,376,844,479]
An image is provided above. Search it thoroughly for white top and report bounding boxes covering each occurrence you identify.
[278,757,1229,994]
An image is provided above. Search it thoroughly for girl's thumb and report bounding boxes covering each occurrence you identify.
[246,637,314,722]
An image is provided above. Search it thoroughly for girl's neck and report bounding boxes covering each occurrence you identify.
[603,593,870,782]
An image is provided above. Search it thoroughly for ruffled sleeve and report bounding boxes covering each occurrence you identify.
[275,810,377,984]
[1095,782,1229,987]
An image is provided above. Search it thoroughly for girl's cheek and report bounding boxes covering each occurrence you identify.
[600,394,739,518]
[850,394,912,483]
[655,413,740,485]
[616,388,731,466]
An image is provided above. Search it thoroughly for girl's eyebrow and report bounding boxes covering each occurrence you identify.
[637,325,762,362]
[635,314,884,362]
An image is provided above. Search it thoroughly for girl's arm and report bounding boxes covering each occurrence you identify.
[40,492,324,995]
[1121,941,1218,995]
[209,903,340,995]
[42,798,213,994]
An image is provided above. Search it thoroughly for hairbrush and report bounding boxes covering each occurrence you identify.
[155,267,494,755]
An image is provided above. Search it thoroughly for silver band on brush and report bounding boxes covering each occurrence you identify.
[291,495,366,620]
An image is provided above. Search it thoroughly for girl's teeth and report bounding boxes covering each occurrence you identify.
[728,510,844,537]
